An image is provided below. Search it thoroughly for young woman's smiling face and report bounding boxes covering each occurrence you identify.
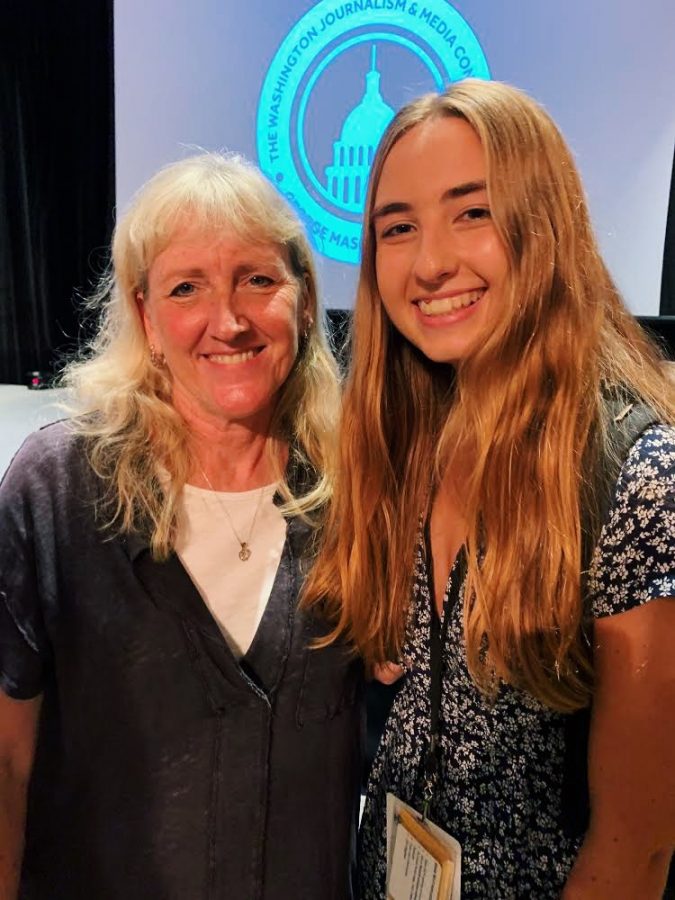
[139,225,305,431]
[372,115,509,366]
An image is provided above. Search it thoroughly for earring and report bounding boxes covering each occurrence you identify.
[149,345,165,368]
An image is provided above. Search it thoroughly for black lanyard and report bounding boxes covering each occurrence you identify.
[422,517,466,818]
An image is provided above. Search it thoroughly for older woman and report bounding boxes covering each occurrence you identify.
[0,154,362,899]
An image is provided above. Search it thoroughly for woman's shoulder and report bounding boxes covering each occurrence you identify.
[589,423,674,618]
[1,420,90,497]
[620,422,675,483]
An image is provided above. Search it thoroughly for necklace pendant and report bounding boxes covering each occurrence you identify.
[238,543,252,562]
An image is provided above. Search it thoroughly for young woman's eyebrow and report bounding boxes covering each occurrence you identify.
[443,179,486,200]
[371,180,487,221]
[371,201,411,222]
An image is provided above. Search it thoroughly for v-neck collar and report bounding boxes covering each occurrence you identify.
[122,456,317,699]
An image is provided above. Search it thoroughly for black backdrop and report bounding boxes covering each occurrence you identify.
[661,143,675,316]
[0,0,114,384]
[0,1,673,383]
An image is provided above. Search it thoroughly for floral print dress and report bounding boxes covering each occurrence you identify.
[359,425,675,899]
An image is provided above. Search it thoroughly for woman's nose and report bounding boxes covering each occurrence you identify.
[209,293,249,339]
[413,228,460,286]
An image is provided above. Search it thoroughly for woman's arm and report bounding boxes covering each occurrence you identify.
[0,690,41,900]
[562,598,675,899]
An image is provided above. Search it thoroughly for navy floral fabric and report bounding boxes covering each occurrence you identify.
[359,425,675,899]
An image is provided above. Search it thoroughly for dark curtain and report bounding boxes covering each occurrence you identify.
[0,0,115,384]
[660,142,675,315]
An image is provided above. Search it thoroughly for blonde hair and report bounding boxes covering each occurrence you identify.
[303,80,675,712]
[63,152,340,558]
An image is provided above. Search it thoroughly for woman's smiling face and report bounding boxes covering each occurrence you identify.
[372,115,509,366]
[139,224,305,431]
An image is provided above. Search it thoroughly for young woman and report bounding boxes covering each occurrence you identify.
[304,80,675,898]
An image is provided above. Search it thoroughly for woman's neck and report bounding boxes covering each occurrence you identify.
[170,390,289,491]
[428,468,468,614]
[185,418,287,492]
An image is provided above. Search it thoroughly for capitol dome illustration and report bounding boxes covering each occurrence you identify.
[324,46,394,213]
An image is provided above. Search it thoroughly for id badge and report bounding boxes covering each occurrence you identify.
[386,793,462,900]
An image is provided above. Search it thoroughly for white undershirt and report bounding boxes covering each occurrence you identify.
[175,482,287,658]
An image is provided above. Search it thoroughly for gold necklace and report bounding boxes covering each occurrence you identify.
[197,465,267,562]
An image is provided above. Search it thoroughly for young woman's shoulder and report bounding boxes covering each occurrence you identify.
[621,422,675,481]
[589,423,674,619]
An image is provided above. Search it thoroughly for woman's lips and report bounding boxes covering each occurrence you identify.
[417,288,485,316]
[203,348,263,365]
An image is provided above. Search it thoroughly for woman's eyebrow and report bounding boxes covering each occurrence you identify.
[442,179,486,200]
[371,180,487,221]
[371,200,411,221]
[159,267,206,282]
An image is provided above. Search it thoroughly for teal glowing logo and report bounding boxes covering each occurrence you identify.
[257,1,490,264]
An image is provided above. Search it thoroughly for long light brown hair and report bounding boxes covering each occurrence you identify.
[63,153,340,558]
[303,80,674,712]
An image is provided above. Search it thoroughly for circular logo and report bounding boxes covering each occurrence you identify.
[257,0,490,264]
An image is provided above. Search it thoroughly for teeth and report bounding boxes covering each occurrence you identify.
[418,290,483,316]
[209,350,257,365]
